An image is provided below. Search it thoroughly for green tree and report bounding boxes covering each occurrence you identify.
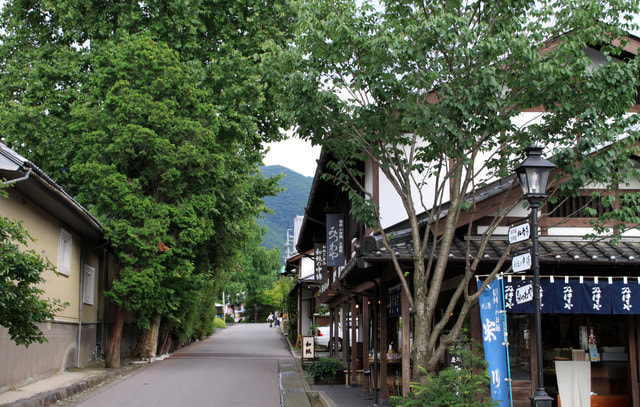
[223,221,282,321]
[263,276,294,317]
[0,0,292,366]
[70,33,282,364]
[274,0,640,379]
[0,192,67,346]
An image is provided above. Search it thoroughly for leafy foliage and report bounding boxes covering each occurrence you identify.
[392,335,498,407]
[0,0,294,353]
[305,357,345,381]
[223,221,283,322]
[0,195,67,346]
[213,316,226,330]
[262,275,294,313]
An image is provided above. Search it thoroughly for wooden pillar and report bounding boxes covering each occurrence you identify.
[363,296,371,392]
[351,298,358,387]
[380,288,389,400]
[342,301,348,367]
[298,285,303,343]
[330,306,340,357]
[401,286,411,397]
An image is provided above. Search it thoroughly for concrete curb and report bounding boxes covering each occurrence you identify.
[281,334,313,407]
[1,364,141,407]
[282,333,339,407]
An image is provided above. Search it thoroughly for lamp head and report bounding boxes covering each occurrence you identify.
[515,146,556,204]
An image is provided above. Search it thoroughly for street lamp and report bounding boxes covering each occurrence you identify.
[515,146,556,407]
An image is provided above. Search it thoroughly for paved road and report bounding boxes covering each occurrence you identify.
[65,324,291,407]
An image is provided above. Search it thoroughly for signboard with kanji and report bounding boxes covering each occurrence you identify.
[326,214,345,267]
[389,287,401,317]
[508,222,530,244]
[314,243,327,281]
[302,336,315,359]
[511,252,531,273]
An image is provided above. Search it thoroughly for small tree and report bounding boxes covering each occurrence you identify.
[0,197,67,346]
[392,334,498,407]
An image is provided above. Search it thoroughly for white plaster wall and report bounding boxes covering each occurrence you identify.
[299,256,315,279]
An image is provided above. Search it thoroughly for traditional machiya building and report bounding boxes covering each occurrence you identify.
[291,34,640,406]
[0,143,112,391]
[297,147,640,406]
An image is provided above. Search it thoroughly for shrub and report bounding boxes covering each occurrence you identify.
[224,314,235,324]
[391,335,498,407]
[213,316,226,329]
[305,357,345,381]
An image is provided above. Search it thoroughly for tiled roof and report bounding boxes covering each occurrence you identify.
[358,235,640,266]
[0,143,103,238]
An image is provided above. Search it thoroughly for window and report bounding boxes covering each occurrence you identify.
[83,265,95,305]
[547,195,604,218]
[58,228,72,276]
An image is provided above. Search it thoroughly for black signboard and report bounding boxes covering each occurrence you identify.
[389,287,401,318]
[326,213,345,267]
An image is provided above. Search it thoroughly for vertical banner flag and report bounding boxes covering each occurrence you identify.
[326,214,345,267]
[477,278,509,407]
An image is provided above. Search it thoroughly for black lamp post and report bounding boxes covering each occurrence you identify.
[515,146,556,407]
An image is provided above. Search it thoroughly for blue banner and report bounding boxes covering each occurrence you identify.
[504,277,640,314]
[582,280,612,314]
[477,278,509,407]
[551,279,583,313]
[612,279,640,314]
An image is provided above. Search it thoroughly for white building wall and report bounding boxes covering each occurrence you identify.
[299,255,315,279]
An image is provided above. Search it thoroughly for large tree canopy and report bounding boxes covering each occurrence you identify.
[0,0,292,361]
[274,0,640,376]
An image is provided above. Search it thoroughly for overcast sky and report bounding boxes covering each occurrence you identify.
[263,137,321,178]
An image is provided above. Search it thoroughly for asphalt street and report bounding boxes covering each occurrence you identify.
[63,323,292,407]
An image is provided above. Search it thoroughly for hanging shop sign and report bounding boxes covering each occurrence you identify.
[511,252,532,273]
[515,279,534,305]
[326,213,345,267]
[508,221,530,244]
[477,278,510,407]
[388,287,401,318]
[314,243,327,281]
[503,276,640,314]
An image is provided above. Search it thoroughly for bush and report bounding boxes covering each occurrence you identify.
[391,335,498,407]
[305,357,345,381]
[213,316,226,329]
[224,314,235,324]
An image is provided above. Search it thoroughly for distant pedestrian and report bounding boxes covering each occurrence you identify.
[274,316,280,327]
[267,313,274,327]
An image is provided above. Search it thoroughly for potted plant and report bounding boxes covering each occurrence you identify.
[306,357,345,385]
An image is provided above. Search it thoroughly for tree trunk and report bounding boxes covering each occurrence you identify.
[411,266,429,380]
[158,329,172,355]
[105,304,124,368]
[135,314,162,359]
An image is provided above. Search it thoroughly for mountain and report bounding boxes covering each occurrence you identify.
[258,165,313,259]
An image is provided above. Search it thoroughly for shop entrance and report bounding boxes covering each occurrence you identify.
[507,313,633,407]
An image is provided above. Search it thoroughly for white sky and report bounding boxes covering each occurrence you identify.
[263,137,321,177]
